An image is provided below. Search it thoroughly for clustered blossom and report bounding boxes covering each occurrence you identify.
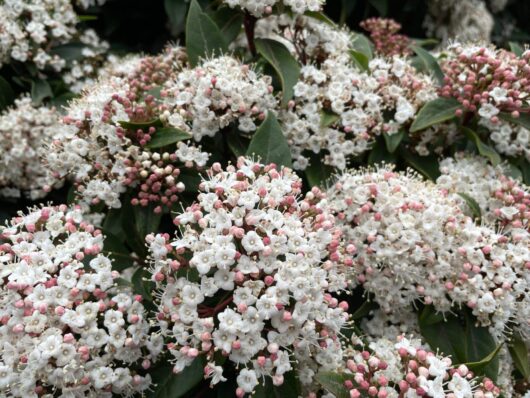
[360,18,412,57]
[162,56,277,141]
[281,56,437,170]
[233,14,354,64]
[360,309,421,343]
[148,158,354,396]
[440,44,530,122]
[333,336,500,398]
[424,0,494,44]
[45,46,210,209]
[222,0,324,18]
[438,154,530,234]
[0,97,64,200]
[0,205,161,397]
[0,0,77,69]
[325,167,530,339]
[479,118,530,161]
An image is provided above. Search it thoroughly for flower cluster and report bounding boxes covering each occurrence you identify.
[222,0,324,17]
[325,167,530,339]
[424,0,494,43]
[440,44,530,122]
[480,118,530,161]
[0,0,77,69]
[360,18,412,57]
[281,56,436,169]
[45,46,210,210]
[162,56,276,141]
[0,96,65,200]
[334,336,500,398]
[0,205,161,397]
[438,154,530,234]
[148,158,353,396]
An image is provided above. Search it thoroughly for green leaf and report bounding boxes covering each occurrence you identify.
[383,129,405,153]
[246,112,293,167]
[368,137,397,165]
[462,344,503,376]
[118,119,163,130]
[150,357,206,398]
[211,8,244,44]
[315,372,351,398]
[457,192,482,223]
[509,42,524,57]
[369,0,388,16]
[351,33,373,60]
[226,128,248,157]
[185,0,227,67]
[77,14,98,21]
[417,305,444,326]
[255,38,300,107]
[304,11,336,26]
[410,45,444,84]
[104,208,124,237]
[165,0,188,36]
[351,300,377,321]
[518,157,530,185]
[146,127,191,149]
[410,97,461,132]
[50,43,88,62]
[0,76,15,111]
[320,110,340,127]
[419,311,467,362]
[131,267,153,300]
[463,311,499,380]
[350,50,369,71]
[305,155,334,188]
[133,204,162,238]
[103,231,132,272]
[254,371,300,398]
[31,79,53,105]
[401,150,440,181]
[508,332,530,379]
[49,92,77,110]
[461,127,501,166]
[499,111,530,130]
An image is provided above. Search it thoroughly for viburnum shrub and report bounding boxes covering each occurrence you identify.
[0,0,529,396]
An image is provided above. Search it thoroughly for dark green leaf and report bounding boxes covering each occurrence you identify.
[315,372,351,398]
[211,8,244,44]
[499,111,530,130]
[50,92,77,110]
[368,137,397,165]
[104,208,124,237]
[320,110,340,127]
[146,127,191,149]
[419,311,467,362]
[509,42,524,57]
[246,112,293,167]
[151,357,206,398]
[31,79,53,105]
[350,50,369,71]
[351,33,373,60]
[305,155,334,188]
[186,0,227,67]
[410,97,461,132]
[518,157,530,185]
[401,150,440,181]
[462,344,503,377]
[461,127,501,166]
[304,11,336,26]
[133,204,162,238]
[369,0,388,16]
[255,38,300,106]
[103,231,132,271]
[118,119,163,130]
[457,192,482,223]
[254,371,300,398]
[50,43,88,62]
[0,76,15,111]
[351,300,377,321]
[78,15,98,21]
[463,311,499,380]
[383,129,405,153]
[418,305,444,326]
[226,129,248,157]
[165,0,188,36]
[508,332,530,379]
[410,45,444,84]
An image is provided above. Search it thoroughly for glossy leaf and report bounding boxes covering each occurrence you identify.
[211,8,244,44]
[305,155,335,188]
[150,357,206,398]
[320,110,340,127]
[499,111,530,130]
[351,33,373,59]
[304,11,336,26]
[255,38,300,106]
[410,97,461,132]
[133,204,162,238]
[509,42,524,57]
[185,0,227,67]
[463,311,499,380]
[401,150,440,181]
[457,192,482,223]
[50,43,88,62]
[350,50,369,71]
[146,127,191,148]
[118,119,163,130]
[369,0,388,16]
[0,76,15,111]
[419,311,467,362]
[508,332,530,379]
[410,44,444,84]
[368,137,397,165]
[102,231,132,272]
[246,112,293,167]
[461,127,501,166]
[31,79,53,105]
[383,129,405,153]
[316,372,351,398]
[462,344,503,376]
[165,0,187,36]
